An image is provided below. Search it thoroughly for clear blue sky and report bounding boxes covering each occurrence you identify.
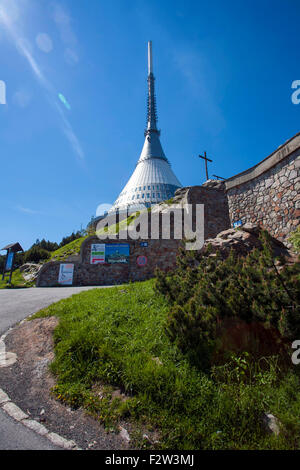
[0,0,299,249]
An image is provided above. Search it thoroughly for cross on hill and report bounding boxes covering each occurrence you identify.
[198,152,213,181]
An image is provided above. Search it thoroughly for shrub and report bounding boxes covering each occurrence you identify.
[33,239,58,252]
[155,231,300,368]
[24,247,50,264]
[289,226,300,253]
[59,231,83,248]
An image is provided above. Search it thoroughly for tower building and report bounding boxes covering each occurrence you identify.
[109,41,182,214]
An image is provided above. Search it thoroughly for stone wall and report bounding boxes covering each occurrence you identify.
[37,238,180,287]
[185,183,231,239]
[225,133,300,244]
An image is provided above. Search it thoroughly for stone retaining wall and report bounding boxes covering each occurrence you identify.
[37,238,180,287]
[186,184,231,239]
[225,133,300,244]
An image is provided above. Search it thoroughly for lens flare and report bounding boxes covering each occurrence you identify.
[58,93,71,110]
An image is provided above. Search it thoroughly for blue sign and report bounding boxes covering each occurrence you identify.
[140,242,148,247]
[105,244,130,264]
[5,252,14,271]
[233,220,243,228]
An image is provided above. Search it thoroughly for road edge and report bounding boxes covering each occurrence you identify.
[0,324,81,451]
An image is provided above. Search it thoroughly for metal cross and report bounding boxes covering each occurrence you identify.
[198,152,213,181]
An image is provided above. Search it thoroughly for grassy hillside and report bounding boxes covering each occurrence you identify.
[48,214,139,261]
[49,236,88,262]
[95,212,140,237]
[32,280,300,450]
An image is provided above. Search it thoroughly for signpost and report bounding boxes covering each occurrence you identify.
[58,264,74,286]
[233,220,243,228]
[137,255,148,267]
[140,242,148,247]
[1,243,24,285]
[90,244,106,264]
[90,244,130,265]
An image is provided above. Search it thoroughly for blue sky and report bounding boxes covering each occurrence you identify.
[0,0,299,249]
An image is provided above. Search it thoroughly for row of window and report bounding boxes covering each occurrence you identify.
[132,193,165,200]
[120,185,167,198]
[135,185,160,192]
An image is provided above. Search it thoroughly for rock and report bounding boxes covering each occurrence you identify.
[202,179,226,190]
[19,263,43,283]
[143,434,153,445]
[119,426,131,442]
[262,413,280,436]
[202,223,293,261]
[151,357,163,366]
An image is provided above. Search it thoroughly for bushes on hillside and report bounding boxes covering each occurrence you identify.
[24,247,50,264]
[155,231,300,369]
[33,239,59,252]
[59,231,83,248]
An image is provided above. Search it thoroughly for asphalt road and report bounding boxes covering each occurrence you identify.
[0,286,109,450]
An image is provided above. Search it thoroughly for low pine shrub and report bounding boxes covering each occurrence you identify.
[289,226,300,253]
[155,231,300,368]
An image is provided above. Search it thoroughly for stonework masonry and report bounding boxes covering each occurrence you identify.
[225,132,300,245]
[37,238,180,287]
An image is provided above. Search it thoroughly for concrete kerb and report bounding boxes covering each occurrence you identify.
[0,322,81,450]
[0,385,80,450]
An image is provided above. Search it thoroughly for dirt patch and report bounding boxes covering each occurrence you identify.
[0,317,131,450]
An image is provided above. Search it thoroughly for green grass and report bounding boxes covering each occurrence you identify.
[32,280,300,449]
[49,236,88,262]
[0,268,35,289]
[96,213,140,237]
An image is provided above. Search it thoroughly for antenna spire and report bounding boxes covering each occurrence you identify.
[148,40,153,75]
[145,41,159,136]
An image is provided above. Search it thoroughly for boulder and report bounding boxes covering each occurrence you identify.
[19,263,43,283]
[262,413,280,436]
[201,224,294,261]
[202,179,226,190]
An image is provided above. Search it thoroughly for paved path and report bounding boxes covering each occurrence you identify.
[0,286,109,450]
[0,409,59,450]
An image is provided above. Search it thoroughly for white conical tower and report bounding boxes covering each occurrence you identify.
[110,41,182,214]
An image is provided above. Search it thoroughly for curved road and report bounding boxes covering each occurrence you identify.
[0,286,109,450]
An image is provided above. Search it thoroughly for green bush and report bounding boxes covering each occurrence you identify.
[289,226,300,253]
[155,231,300,368]
[59,231,83,248]
[24,246,50,264]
